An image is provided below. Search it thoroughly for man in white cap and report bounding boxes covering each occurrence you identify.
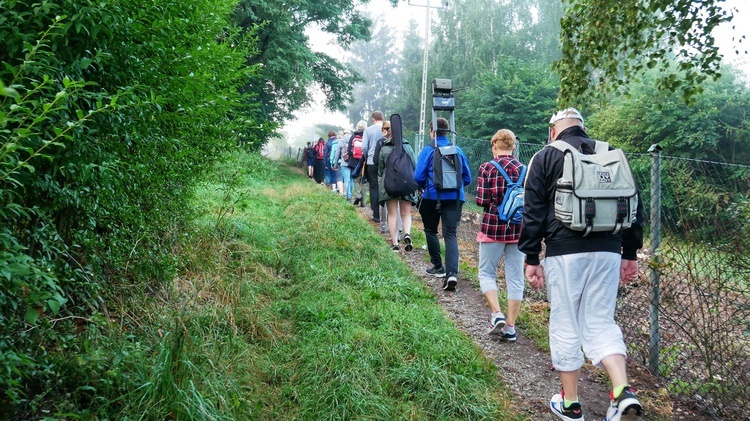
[519,107,644,421]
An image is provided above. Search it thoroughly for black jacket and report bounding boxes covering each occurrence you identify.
[518,126,644,265]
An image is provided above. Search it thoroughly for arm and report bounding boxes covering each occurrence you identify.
[361,128,371,159]
[347,134,354,158]
[518,150,549,266]
[460,150,472,187]
[377,145,386,178]
[620,178,644,283]
[413,146,432,188]
[332,145,341,169]
[476,163,491,207]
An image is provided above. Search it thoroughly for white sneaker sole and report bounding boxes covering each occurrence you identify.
[488,320,506,335]
[605,398,642,421]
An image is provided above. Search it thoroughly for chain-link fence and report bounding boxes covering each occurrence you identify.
[452,134,750,419]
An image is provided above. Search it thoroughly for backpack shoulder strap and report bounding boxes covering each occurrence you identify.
[548,140,576,153]
[518,164,527,184]
[490,160,526,185]
[488,160,512,184]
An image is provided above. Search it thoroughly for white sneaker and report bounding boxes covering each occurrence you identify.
[488,314,506,335]
[550,392,584,420]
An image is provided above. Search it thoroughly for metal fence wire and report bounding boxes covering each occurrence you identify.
[297,134,750,418]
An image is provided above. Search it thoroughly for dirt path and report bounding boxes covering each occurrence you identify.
[348,197,702,421]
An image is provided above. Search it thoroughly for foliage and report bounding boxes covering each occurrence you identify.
[381,22,425,135]
[344,11,401,125]
[185,151,515,419]
[1,0,254,412]
[586,68,750,163]
[7,149,511,419]
[380,0,563,136]
[431,0,563,92]
[232,0,376,146]
[457,58,559,143]
[555,0,738,106]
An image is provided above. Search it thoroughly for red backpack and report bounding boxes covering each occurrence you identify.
[351,134,363,159]
[314,141,325,159]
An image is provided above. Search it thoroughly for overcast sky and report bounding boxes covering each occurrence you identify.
[282,0,750,144]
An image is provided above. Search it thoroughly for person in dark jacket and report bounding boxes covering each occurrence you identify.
[305,141,315,179]
[313,137,326,184]
[519,108,644,421]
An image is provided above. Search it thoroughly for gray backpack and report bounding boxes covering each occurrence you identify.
[549,140,638,236]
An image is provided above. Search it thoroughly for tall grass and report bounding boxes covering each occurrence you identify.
[17,150,520,419]
[16,153,520,420]
[180,150,519,419]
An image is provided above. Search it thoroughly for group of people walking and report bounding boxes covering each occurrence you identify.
[303,107,644,421]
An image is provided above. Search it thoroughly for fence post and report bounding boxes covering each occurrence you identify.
[647,143,663,374]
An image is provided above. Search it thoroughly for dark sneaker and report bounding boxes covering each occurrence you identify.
[371,216,380,223]
[605,386,642,421]
[443,274,457,291]
[550,392,583,420]
[488,314,506,335]
[390,245,399,252]
[403,234,413,252]
[426,265,446,278]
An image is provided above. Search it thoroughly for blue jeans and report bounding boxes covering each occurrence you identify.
[341,165,353,198]
[418,198,462,276]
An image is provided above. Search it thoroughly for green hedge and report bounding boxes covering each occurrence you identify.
[0,0,254,411]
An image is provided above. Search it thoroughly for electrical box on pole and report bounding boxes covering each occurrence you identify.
[431,78,455,144]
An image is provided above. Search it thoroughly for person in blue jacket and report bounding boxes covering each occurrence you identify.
[414,117,472,291]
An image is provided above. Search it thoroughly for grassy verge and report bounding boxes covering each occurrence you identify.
[36,150,521,419]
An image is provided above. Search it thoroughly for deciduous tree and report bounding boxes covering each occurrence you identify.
[554,0,741,106]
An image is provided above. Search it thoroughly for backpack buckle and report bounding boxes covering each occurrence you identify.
[584,198,596,221]
[616,197,627,222]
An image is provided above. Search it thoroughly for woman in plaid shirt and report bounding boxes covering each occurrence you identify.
[475,129,526,342]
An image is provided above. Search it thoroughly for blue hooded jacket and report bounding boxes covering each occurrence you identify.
[414,135,472,202]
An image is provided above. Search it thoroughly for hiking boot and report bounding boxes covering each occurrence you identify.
[390,244,399,253]
[403,233,413,252]
[605,386,642,421]
[426,265,446,277]
[488,314,506,335]
[443,274,457,291]
[550,392,583,421]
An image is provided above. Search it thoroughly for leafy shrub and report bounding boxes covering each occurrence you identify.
[1,0,255,414]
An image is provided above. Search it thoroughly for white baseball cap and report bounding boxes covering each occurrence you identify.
[549,107,584,125]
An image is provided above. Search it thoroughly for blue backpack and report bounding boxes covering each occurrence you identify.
[489,161,526,224]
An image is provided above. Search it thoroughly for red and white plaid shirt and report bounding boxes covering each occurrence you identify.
[475,155,525,243]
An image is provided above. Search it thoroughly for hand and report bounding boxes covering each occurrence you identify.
[620,259,638,284]
[525,264,545,292]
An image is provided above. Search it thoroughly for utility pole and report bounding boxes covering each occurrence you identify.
[408,1,446,149]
